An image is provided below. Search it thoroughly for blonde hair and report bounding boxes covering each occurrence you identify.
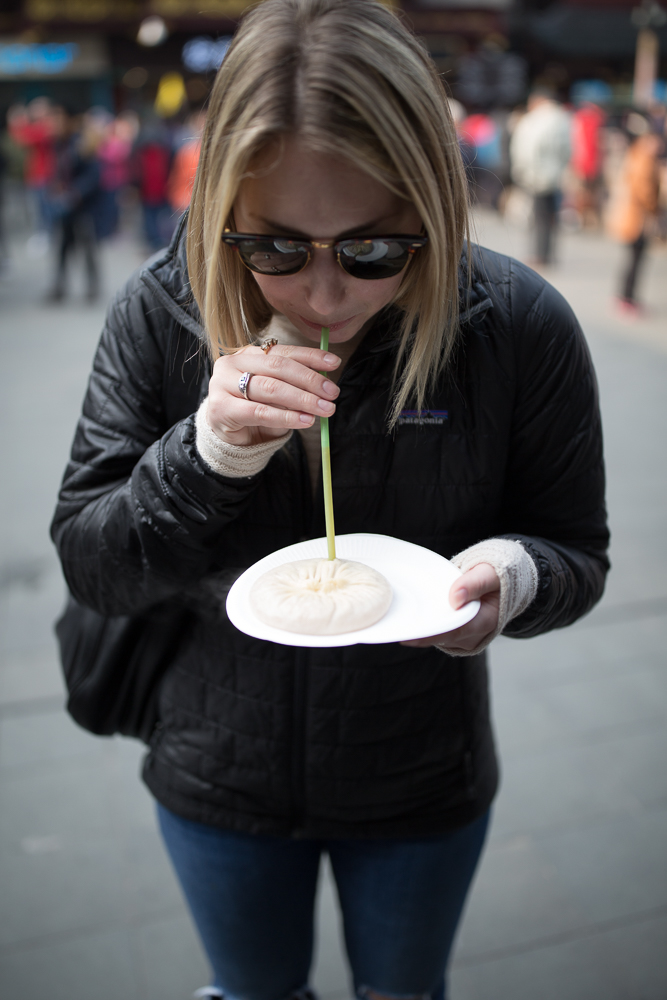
[187,0,469,424]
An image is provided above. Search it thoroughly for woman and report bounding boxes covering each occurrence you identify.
[607,115,661,314]
[51,1,609,997]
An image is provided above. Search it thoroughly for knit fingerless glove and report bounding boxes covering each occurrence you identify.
[195,397,293,478]
[440,538,538,657]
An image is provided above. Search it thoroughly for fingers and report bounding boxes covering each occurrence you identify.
[223,347,340,409]
[209,392,321,436]
[400,612,489,649]
[449,562,500,610]
[400,618,492,652]
[400,607,492,650]
[234,370,338,418]
[232,344,340,388]
[206,344,342,443]
[400,566,501,651]
[400,635,444,648]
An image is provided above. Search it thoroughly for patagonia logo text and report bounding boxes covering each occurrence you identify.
[397,409,449,426]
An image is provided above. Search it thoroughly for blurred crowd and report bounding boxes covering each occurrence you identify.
[0,87,666,316]
[0,97,205,301]
[451,88,667,314]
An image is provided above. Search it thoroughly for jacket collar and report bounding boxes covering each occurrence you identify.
[364,260,494,360]
[140,211,206,341]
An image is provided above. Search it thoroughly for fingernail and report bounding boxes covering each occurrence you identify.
[321,380,337,397]
[454,587,468,606]
[317,399,335,413]
[300,414,314,424]
[324,353,340,365]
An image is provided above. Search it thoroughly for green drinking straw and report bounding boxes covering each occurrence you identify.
[320,326,336,560]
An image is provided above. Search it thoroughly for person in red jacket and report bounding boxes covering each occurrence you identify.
[133,118,175,250]
[571,101,606,228]
[7,97,57,245]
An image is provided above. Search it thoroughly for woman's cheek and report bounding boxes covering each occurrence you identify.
[251,274,293,313]
[370,274,404,310]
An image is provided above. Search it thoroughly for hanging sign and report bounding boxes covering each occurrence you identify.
[0,36,109,79]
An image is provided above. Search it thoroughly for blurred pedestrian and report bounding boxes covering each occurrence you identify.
[448,99,475,197]
[133,118,174,251]
[0,140,7,272]
[460,112,504,208]
[167,108,206,215]
[88,110,130,241]
[45,107,102,303]
[7,97,57,254]
[606,113,661,315]
[510,87,571,265]
[647,102,667,241]
[647,99,666,139]
[570,101,606,229]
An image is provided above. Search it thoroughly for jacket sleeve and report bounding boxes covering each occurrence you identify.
[496,262,610,637]
[50,274,265,616]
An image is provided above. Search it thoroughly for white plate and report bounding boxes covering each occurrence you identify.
[226,533,480,647]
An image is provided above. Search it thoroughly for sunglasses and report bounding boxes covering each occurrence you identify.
[222,232,428,280]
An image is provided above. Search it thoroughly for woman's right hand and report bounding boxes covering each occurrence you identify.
[206,344,342,447]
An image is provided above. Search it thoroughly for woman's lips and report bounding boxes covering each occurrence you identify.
[298,314,358,333]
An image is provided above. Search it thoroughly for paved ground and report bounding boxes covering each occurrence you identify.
[0,198,666,1000]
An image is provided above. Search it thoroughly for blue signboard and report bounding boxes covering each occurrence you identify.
[0,42,80,76]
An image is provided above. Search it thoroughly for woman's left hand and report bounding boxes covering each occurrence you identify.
[400,563,500,652]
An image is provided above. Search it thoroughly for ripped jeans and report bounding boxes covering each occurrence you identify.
[157,805,490,1000]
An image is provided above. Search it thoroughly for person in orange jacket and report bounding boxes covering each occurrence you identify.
[168,109,206,215]
[607,114,662,314]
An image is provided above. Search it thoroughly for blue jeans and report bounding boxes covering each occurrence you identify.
[157,805,490,1000]
[142,202,176,251]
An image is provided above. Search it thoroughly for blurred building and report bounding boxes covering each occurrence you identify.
[0,0,251,119]
[509,0,667,105]
[0,0,665,118]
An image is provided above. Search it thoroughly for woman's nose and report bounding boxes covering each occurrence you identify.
[299,247,348,316]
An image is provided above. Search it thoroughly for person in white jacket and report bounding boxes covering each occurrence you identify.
[510,88,571,264]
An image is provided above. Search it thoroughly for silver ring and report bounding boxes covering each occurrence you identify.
[238,371,253,400]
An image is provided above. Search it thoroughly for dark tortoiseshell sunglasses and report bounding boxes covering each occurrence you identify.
[222,232,428,280]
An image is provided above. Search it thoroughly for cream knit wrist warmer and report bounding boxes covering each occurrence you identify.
[195,398,292,478]
[440,538,538,657]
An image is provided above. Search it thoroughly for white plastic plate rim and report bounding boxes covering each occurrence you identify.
[226,533,481,648]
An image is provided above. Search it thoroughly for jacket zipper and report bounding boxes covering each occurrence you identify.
[292,431,313,539]
[459,662,477,800]
[290,646,309,836]
[289,433,313,836]
[289,341,387,835]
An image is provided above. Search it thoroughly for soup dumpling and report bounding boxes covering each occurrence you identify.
[250,558,392,635]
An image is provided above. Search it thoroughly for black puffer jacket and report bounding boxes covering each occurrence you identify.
[51,218,609,838]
